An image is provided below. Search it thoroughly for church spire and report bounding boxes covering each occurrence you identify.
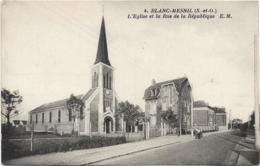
[94,17,111,66]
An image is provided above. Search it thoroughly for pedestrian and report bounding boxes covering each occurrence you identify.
[194,128,200,139]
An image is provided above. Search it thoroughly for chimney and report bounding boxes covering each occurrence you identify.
[151,79,156,85]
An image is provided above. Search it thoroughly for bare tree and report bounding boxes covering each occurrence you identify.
[1,88,23,125]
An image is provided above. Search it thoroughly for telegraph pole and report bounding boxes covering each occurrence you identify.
[254,34,260,150]
[30,121,34,152]
[229,110,232,130]
[179,109,182,136]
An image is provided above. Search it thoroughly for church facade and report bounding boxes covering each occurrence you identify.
[28,17,123,135]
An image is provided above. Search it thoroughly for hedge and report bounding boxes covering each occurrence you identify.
[2,136,126,161]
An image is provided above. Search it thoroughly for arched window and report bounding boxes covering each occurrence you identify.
[58,110,61,123]
[36,114,38,124]
[92,75,94,88]
[94,72,97,88]
[30,115,32,124]
[96,74,99,87]
[109,76,112,89]
[49,112,52,123]
[103,75,106,88]
[42,112,44,124]
[106,72,109,88]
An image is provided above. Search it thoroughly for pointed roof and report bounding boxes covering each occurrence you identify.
[143,77,190,100]
[94,17,111,66]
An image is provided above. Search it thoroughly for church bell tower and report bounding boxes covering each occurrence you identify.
[91,17,115,133]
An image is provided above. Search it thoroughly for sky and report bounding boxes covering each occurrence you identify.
[1,1,259,122]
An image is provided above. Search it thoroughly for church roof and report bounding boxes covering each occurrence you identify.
[143,77,189,100]
[30,88,96,113]
[94,17,111,66]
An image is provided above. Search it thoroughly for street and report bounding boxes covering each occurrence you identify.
[94,131,245,165]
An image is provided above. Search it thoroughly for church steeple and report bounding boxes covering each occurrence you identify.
[94,17,111,66]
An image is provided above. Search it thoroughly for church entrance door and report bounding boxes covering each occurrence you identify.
[104,116,113,133]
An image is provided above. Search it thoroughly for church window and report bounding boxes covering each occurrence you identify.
[93,72,98,88]
[42,112,44,124]
[92,75,94,88]
[103,75,106,88]
[106,72,109,88]
[49,112,52,123]
[96,74,99,87]
[36,114,38,124]
[58,110,61,123]
[69,110,72,122]
[109,76,112,89]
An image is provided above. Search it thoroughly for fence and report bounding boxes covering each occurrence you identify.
[124,132,144,142]
[196,126,216,132]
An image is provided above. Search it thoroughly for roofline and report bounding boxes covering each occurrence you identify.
[30,105,66,114]
[145,77,189,90]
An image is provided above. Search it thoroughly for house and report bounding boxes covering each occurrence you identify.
[209,106,227,130]
[28,17,124,135]
[12,120,27,127]
[143,77,193,138]
[193,100,216,132]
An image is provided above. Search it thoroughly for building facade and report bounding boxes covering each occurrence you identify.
[193,100,216,131]
[28,17,123,135]
[193,100,227,131]
[143,77,193,137]
[210,107,227,130]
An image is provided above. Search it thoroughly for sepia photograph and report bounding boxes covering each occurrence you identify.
[1,0,259,165]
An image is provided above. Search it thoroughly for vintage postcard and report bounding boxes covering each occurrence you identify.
[1,0,259,165]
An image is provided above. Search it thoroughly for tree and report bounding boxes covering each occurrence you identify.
[66,94,85,136]
[250,112,255,129]
[1,88,23,125]
[117,101,144,132]
[160,107,178,128]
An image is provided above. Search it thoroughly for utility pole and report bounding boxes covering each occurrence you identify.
[254,34,260,150]
[190,87,194,138]
[229,110,232,130]
[30,121,34,152]
[179,109,182,136]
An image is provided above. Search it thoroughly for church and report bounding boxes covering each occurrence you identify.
[28,17,123,135]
